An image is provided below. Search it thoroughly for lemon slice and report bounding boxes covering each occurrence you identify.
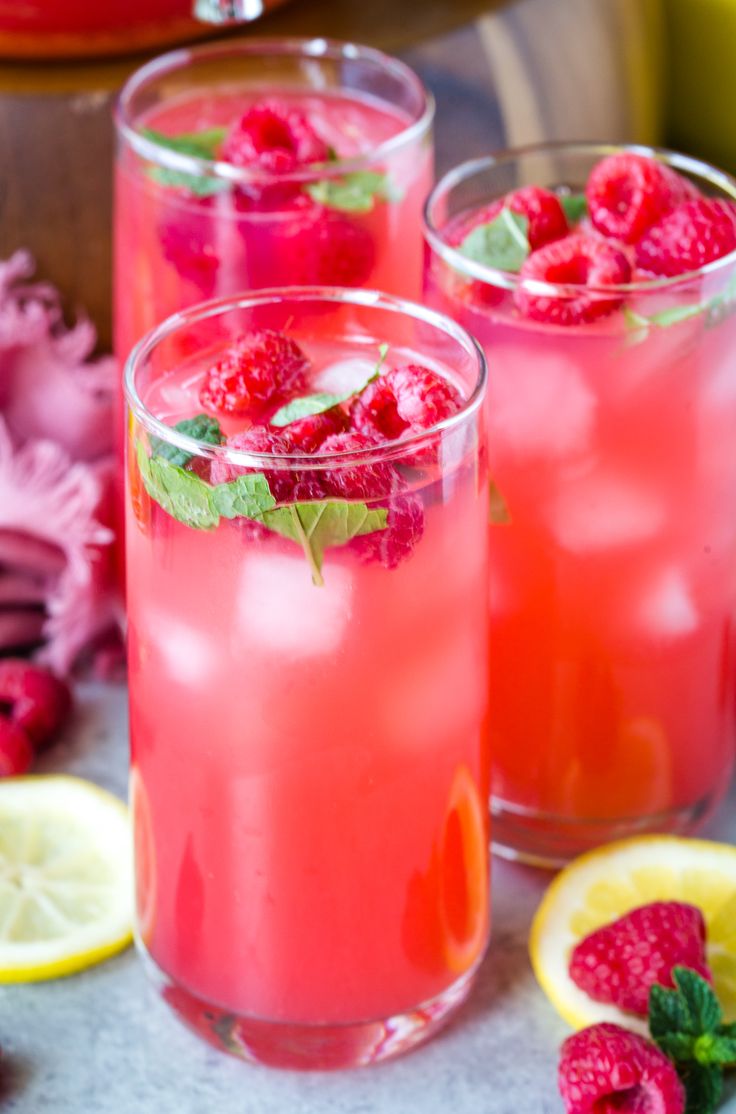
[530,835,736,1034]
[0,775,134,981]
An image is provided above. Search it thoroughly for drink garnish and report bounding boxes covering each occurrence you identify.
[458,209,530,272]
[270,343,388,426]
[560,193,588,223]
[305,170,400,214]
[141,126,229,196]
[151,413,224,467]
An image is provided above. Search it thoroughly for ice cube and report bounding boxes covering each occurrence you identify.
[638,567,698,640]
[312,358,377,396]
[147,614,216,685]
[489,347,597,458]
[548,471,665,553]
[237,552,353,656]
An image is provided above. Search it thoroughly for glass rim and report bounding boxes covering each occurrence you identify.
[423,141,736,296]
[123,286,487,470]
[114,36,435,185]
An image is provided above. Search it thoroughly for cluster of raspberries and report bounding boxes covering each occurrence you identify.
[0,659,71,777]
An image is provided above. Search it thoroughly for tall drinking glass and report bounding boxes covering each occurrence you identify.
[424,143,736,865]
[124,287,489,1068]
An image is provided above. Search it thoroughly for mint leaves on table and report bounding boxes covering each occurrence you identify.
[135,440,387,586]
[560,193,588,224]
[458,210,530,273]
[270,344,388,427]
[151,414,224,468]
[141,126,229,196]
[305,170,399,214]
[649,967,736,1114]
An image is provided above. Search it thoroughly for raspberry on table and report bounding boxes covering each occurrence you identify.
[450,185,569,251]
[569,901,712,1016]
[559,1023,685,1114]
[220,100,330,174]
[0,714,34,777]
[282,408,350,453]
[351,364,463,444]
[635,198,736,276]
[200,330,310,417]
[0,659,71,750]
[515,233,631,325]
[586,152,698,244]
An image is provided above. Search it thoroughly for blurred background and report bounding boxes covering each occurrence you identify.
[0,0,724,348]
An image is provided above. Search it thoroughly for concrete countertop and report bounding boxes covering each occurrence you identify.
[3,682,735,1113]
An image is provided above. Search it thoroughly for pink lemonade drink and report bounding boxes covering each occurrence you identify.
[124,288,490,1069]
[424,144,736,864]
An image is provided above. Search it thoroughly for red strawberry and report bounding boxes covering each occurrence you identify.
[0,659,71,750]
[0,714,33,777]
[559,1023,685,1114]
[515,233,631,325]
[200,330,310,418]
[569,901,712,1016]
[586,152,698,244]
[221,100,330,174]
[635,198,736,276]
[450,185,569,252]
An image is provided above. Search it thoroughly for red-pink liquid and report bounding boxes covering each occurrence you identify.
[126,336,490,1029]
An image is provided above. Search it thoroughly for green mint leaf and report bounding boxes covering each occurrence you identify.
[136,442,219,530]
[681,1063,723,1114]
[560,193,588,223]
[270,343,389,427]
[151,414,224,468]
[650,982,695,1039]
[674,968,724,1034]
[647,304,705,327]
[305,170,398,214]
[256,500,388,585]
[489,479,511,524]
[142,126,229,196]
[459,209,530,273]
[656,1032,697,1062]
[211,473,275,519]
[694,1032,736,1066]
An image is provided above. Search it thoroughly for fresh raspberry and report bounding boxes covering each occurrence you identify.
[282,205,376,287]
[209,426,297,503]
[200,330,310,418]
[0,659,71,750]
[319,431,399,501]
[569,901,712,1016]
[0,714,33,777]
[558,1023,685,1114]
[220,100,330,174]
[586,153,698,244]
[350,491,425,569]
[158,206,219,297]
[635,198,736,276]
[351,365,463,444]
[449,185,569,252]
[515,233,631,325]
[282,408,350,453]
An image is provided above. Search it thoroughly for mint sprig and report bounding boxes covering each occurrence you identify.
[141,126,229,196]
[624,270,736,343]
[305,170,399,214]
[459,210,530,273]
[136,440,387,584]
[270,344,388,427]
[151,414,224,468]
[560,193,588,223]
[649,967,736,1114]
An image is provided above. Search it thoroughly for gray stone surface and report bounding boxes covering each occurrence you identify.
[3,682,735,1112]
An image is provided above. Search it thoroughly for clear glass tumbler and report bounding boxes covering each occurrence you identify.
[424,142,736,865]
[124,287,489,1068]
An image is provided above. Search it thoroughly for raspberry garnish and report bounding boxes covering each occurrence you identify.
[515,233,631,325]
[351,364,463,445]
[158,208,219,297]
[0,714,33,777]
[0,659,71,750]
[559,1023,685,1114]
[569,901,712,1017]
[350,491,425,570]
[319,431,399,501]
[450,185,569,252]
[586,153,698,244]
[200,330,310,418]
[282,205,376,287]
[635,198,736,277]
[220,100,330,175]
[282,408,350,453]
[209,426,298,503]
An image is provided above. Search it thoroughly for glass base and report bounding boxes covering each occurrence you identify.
[490,789,723,868]
[140,943,482,1070]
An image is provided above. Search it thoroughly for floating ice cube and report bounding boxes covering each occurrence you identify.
[489,347,597,458]
[237,552,353,656]
[637,567,698,640]
[147,614,216,685]
[548,472,666,553]
[312,358,378,396]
